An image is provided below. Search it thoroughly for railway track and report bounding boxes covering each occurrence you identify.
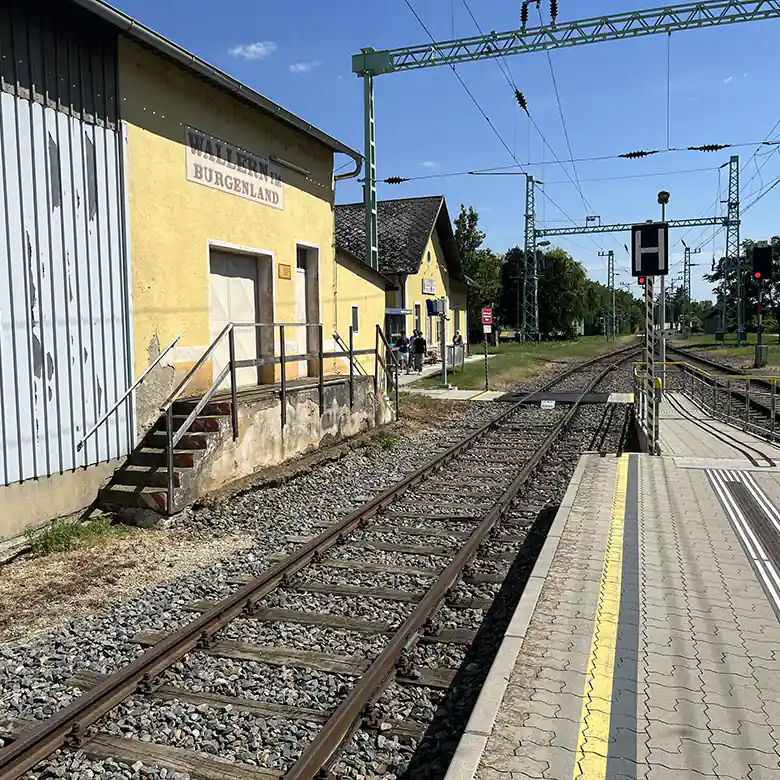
[666,344,779,435]
[0,342,639,780]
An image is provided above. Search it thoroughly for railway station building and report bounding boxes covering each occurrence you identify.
[0,0,392,537]
[335,196,469,359]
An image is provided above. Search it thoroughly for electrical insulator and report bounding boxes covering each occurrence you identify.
[688,143,730,152]
[619,149,659,159]
[384,176,408,185]
[514,89,529,114]
[521,2,529,28]
[550,0,558,23]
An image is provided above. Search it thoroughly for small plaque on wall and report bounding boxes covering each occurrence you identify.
[278,263,292,280]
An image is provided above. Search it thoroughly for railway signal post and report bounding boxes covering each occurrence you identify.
[753,245,772,367]
[482,308,493,391]
[633,220,669,454]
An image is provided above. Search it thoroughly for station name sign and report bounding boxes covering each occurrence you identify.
[186,127,284,210]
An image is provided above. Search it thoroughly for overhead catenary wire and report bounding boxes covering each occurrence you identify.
[535,4,587,217]
[666,32,672,150]
[400,0,590,237]
[673,121,780,253]
[459,0,609,256]
[382,139,780,184]
[470,165,719,185]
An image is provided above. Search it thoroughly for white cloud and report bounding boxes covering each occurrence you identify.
[724,75,733,83]
[420,161,437,168]
[229,41,277,60]
[289,61,321,74]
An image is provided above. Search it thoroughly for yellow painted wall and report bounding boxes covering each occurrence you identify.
[334,252,387,376]
[399,229,467,349]
[118,38,353,394]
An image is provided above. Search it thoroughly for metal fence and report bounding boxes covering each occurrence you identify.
[160,323,399,513]
[635,361,780,444]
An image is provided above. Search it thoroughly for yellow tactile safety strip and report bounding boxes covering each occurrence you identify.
[572,454,629,780]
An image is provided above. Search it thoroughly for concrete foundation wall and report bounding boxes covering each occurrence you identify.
[197,376,393,498]
[0,459,121,541]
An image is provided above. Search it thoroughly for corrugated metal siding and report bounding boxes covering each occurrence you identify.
[0,0,118,128]
[0,0,132,485]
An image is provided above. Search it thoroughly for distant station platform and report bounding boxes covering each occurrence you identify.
[446,394,780,780]
[401,388,634,403]
[660,391,778,465]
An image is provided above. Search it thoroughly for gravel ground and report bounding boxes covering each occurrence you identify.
[0,351,636,780]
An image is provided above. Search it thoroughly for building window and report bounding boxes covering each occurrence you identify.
[351,305,359,334]
[435,316,442,344]
[414,303,422,333]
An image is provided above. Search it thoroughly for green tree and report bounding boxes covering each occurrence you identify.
[582,280,609,335]
[454,205,501,339]
[615,289,643,333]
[537,247,587,339]
[497,246,524,329]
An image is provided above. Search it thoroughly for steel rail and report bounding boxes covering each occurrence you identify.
[284,355,632,779]
[0,341,639,780]
[666,344,775,389]
[664,346,780,442]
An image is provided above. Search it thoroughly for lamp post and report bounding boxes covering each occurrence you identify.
[658,190,670,389]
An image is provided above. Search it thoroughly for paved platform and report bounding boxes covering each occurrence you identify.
[446,450,780,780]
[660,392,780,463]
[396,354,491,387]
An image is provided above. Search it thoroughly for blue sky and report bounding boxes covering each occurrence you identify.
[112,0,780,301]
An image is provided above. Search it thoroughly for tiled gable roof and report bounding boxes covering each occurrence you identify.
[335,196,462,278]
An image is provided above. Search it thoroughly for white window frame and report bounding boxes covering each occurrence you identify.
[351,305,360,334]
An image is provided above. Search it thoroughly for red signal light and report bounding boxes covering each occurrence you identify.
[755,271,762,279]
[638,276,646,285]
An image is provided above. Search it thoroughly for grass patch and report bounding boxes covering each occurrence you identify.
[25,516,125,557]
[671,336,780,370]
[410,335,636,391]
[371,429,397,449]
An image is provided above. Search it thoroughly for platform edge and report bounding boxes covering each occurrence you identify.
[441,452,594,780]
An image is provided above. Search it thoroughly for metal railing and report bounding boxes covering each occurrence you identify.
[76,329,185,455]
[376,325,400,420]
[159,322,395,513]
[634,360,780,444]
[334,330,368,376]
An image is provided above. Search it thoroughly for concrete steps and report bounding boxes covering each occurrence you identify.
[99,404,232,514]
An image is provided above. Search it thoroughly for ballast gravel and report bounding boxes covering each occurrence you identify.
[1,353,636,780]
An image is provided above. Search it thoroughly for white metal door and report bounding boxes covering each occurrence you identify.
[209,251,260,388]
[296,265,309,378]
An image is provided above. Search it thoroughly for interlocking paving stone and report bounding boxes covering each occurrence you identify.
[473,452,780,780]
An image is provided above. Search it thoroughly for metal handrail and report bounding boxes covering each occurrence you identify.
[333,330,367,376]
[376,325,400,419]
[160,322,400,513]
[160,323,234,413]
[76,329,185,452]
